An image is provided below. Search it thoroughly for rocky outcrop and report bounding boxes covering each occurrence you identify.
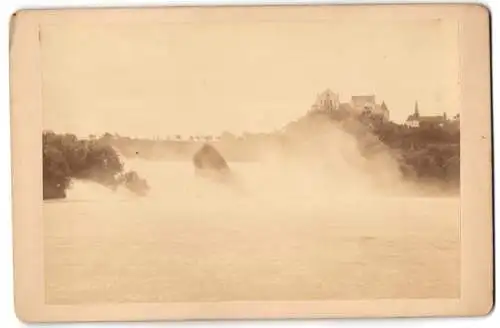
[192,144,231,180]
[119,171,150,196]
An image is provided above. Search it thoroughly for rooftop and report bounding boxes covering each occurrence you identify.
[352,95,375,101]
[351,95,376,106]
[406,114,447,122]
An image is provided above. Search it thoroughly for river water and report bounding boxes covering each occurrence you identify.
[44,159,460,304]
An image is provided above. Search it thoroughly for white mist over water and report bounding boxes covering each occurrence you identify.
[66,122,438,207]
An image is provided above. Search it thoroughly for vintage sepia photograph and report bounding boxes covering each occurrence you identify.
[10,3,493,322]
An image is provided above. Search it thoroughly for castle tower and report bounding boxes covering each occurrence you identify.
[381,101,388,112]
[311,89,340,113]
[380,101,389,121]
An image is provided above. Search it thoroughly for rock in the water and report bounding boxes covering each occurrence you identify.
[193,143,230,180]
[122,171,150,196]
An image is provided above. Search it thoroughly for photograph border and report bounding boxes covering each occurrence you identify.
[9,3,493,322]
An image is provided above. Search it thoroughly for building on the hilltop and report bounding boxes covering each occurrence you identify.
[308,90,389,122]
[351,95,390,122]
[351,95,376,112]
[405,101,448,128]
[309,89,340,113]
[378,101,390,121]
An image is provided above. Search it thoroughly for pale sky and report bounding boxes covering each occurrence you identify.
[41,18,460,138]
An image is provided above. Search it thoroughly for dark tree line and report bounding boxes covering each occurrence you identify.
[345,113,460,188]
[43,131,149,199]
[370,120,459,187]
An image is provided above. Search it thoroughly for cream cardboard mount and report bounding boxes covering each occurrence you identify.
[9,3,493,323]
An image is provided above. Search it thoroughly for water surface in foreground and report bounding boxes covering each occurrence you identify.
[44,160,460,304]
